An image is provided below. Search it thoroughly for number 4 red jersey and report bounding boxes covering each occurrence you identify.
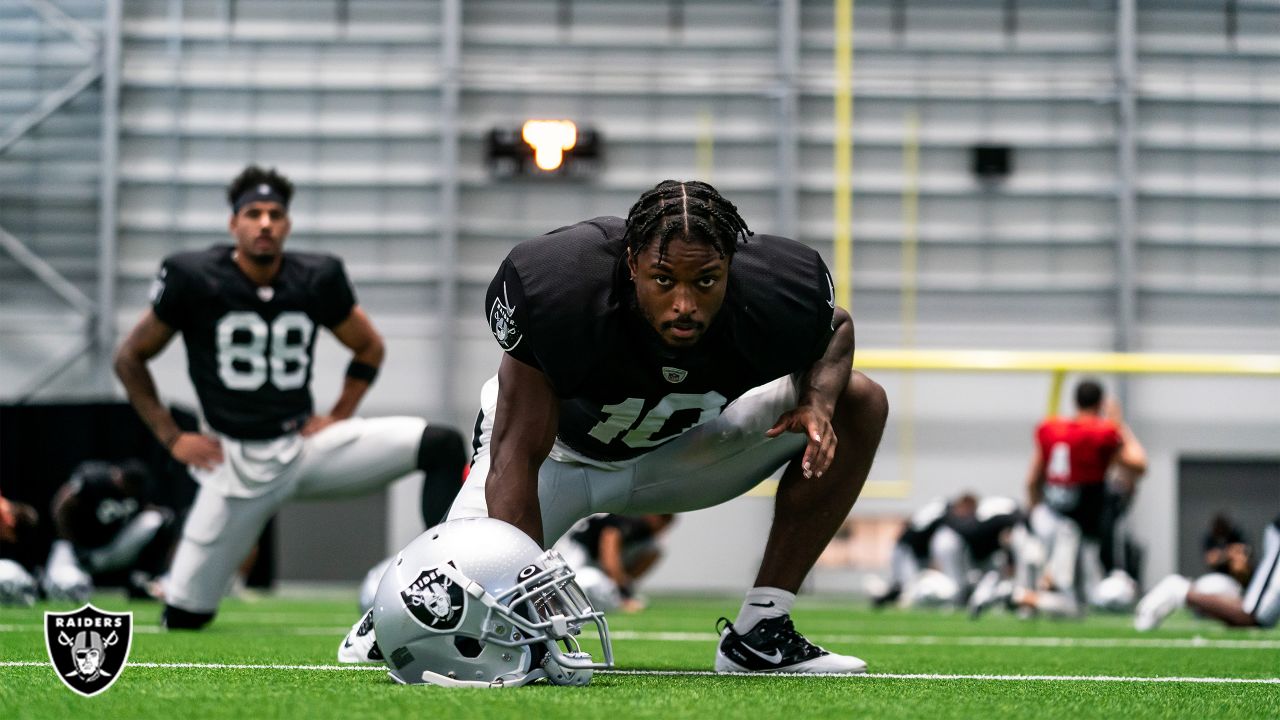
[1036,415,1122,487]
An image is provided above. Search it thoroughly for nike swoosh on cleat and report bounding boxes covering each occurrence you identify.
[741,644,783,664]
[748,601,776,608]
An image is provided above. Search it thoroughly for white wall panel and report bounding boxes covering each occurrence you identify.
[1,0,1276,590]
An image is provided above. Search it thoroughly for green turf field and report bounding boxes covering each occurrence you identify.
[2,593,1277,719]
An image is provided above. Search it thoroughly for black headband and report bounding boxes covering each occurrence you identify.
[232,183,288,213]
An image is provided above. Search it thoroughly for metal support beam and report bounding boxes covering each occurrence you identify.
[0,61,102,155]
[95,0,123,392]
[21,0,99,51]
[1114,0,1139,402]
[12,334,95,404]
[775,0,800,240]
[0,225,96,316]
[437,0,462,423]
[0,1,110,402]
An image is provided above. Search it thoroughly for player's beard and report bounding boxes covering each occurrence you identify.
[243,239,279,265]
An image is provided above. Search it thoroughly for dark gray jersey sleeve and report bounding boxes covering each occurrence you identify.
[149,257,192,330]
[311,257,358,328]
[485,257,541,371]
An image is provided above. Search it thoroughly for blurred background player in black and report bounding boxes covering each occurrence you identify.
[114,165,467,630]
[869,497,948,608]
[556,513,675,613]
[873,493,1025,611]
[1203,513,1253,588]
[43,459,177,601]
[1136,513,1278,632]
[0,489,41,606]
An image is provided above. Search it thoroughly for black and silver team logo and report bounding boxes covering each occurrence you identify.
[401,565,465,632]
[489,281,523,351]
[45,604,132,697]
[148,266,167,305]
[662,366,688,384]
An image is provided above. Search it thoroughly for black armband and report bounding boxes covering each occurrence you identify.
[346,360,379,383]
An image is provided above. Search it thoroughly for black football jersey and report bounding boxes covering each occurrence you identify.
[946,511,1023,563]
[569,514,656,563]
[61,462,140,549]
[150,245,356,440]
[486,216,836,462]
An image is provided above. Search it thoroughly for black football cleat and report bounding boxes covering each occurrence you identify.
[714,615,867,674]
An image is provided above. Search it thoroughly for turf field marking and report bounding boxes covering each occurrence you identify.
[1,623,1277,650]
[0,661,1276,684]
[0,623,341,636]
[608,630,1280,650]
[605,670,1280,684]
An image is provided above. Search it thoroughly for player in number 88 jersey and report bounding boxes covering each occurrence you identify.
[115,166,467,630]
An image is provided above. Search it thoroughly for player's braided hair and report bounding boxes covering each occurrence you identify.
[226,165,295,208]
[623,180,752,261]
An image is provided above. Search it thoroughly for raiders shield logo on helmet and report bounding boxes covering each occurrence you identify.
[45,604,132,697]
[401,566,466,632]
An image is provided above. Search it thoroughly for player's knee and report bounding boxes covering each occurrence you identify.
[837,372,888,430]
[417,425,466,474]
[162,604,215,630]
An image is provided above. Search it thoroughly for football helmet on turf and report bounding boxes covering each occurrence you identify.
[371,517,613,688]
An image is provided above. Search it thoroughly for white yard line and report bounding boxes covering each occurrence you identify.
[2,623,1277,649]
[606,630,1280,650]
[0,661,1275,684]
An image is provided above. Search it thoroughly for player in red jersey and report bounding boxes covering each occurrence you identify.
[1015,379,1146,616]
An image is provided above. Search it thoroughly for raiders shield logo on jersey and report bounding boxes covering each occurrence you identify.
[489,282,523,351]
[401,566,465,632]
[45,604,133,697]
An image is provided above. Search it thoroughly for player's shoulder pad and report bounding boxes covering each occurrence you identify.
[727,234,836,370]
[496,217,626,388]
[284,249,346,277]
[160,245,224,279]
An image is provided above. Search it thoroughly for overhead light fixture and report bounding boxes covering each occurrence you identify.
[522,120,577,171]
[486,120,602,179]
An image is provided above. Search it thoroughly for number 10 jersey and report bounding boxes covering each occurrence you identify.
[150,245,356,440]
[486,217,837,463]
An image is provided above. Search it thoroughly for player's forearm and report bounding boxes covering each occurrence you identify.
[797,309,855,417]
[327,377,372,419]
[486,459,544,545]
[114,351,182,448]
[326,337,384,418]
[1027,475,1044,507]
[599,531,629,585]
[1117,426,1148,475]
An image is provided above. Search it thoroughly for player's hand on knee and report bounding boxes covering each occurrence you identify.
[766,407,837,479]
[301,414,340,437]
[170,433,223,471]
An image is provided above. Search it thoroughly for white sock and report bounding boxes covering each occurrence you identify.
[734,587,795,633]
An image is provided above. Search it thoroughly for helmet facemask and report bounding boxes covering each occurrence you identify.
[433,548,613,680]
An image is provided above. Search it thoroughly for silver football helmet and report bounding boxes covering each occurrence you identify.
[371,517,613,688]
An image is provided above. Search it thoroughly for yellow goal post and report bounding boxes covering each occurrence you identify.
[747,349,1280,500]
